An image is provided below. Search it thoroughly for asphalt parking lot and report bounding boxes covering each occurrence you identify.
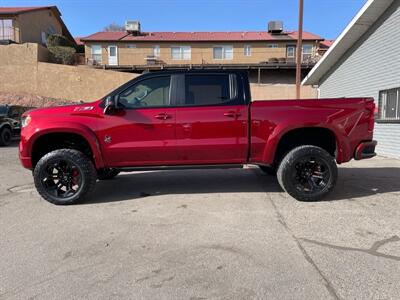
[1,142,399,300]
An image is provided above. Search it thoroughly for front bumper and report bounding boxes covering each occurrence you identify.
[354,140,377,160]
[19,140,32,169]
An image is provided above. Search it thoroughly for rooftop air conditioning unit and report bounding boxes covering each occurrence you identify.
[125,21,141,33]
[268,21,283,34]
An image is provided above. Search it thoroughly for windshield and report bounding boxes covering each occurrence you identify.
[0,106,8,116]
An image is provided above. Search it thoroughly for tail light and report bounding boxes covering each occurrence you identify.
[365,99,375,132]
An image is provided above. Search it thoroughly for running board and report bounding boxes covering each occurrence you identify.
[117,164,244,172]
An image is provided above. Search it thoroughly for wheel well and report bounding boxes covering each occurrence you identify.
[1,124,12,131]
[31,133,93,168]
[274,127,337,164]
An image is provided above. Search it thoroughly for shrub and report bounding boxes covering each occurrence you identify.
[46,34,75,48]
[48,46,76,65]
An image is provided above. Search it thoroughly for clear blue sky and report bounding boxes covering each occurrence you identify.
[1,0,367,39]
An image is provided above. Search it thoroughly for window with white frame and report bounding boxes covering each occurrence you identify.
[286,45,296,58]
[302,45,313,61]
[267,43,278,48]
[153,45,160,57]
[171,46,191,60]
[378,87,400,122]
[213,45,233,60]
[91,45,102,63]
[244,45,251,56]
[0,19,14,40]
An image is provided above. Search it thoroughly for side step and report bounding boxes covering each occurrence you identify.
[118,164,244,172]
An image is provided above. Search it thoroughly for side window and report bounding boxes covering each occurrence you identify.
[118,76,171,108]
[378,87,400,121]
[184,74,238,106]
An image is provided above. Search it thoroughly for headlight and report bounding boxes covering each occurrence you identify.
[21,115,31,128]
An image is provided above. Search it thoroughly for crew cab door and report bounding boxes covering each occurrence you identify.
[174,73,248,164]
[99,75,177,167]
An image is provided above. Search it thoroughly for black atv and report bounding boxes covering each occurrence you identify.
[0,105,32,146]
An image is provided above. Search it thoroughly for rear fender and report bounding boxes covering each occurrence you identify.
[261,123,345,164]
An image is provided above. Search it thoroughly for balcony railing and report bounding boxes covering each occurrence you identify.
[0,26,16,41]
[87,47,322,68]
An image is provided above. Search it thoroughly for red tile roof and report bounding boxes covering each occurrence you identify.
[0,6,56,15]
[81,31,323,42]
[74,37,84,46]
[320,39,335,48]
[82,31,129,41]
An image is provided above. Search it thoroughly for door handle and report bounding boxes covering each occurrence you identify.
[154,113,171,120]
[223,111,241,118]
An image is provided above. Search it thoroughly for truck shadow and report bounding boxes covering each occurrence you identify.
[326,167,400,201]
[85,167,400,204]
[87,168,279,204]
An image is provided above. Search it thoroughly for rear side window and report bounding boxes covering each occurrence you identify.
[183,74,239,106]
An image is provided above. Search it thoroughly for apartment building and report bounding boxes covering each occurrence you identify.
[81,21,325,75]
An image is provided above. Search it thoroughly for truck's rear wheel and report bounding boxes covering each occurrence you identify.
[33,149,97,205]
[277,145,337,201]
[0,127,12,146]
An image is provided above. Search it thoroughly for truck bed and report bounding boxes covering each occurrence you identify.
[249,97,375,164]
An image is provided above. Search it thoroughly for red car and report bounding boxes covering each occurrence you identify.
[19,70,376,205]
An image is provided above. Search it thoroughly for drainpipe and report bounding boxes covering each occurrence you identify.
[295,0,304,99]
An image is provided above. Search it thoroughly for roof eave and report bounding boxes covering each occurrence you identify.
[80,38,323,43]
[302,0,394,86]
[0,6,57,16]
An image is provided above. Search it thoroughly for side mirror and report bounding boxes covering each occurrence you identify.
[103,95,119,115]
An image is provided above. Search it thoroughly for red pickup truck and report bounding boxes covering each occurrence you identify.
[19,70,376,205]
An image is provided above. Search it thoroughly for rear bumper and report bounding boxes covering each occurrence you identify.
[354,140,377,160]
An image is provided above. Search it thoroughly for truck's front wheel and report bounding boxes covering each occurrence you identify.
[277,145,337,201]
[33,149,97,205]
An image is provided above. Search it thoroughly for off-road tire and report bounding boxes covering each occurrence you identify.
[97,168,120,180]
[33,149,97,205]
[0,127,12,146]
[277,145,337,201]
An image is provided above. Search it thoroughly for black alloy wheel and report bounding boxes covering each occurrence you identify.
[33,149,97,205]
[277,145,338,201]
[292,156,331,194]
[40,159,82,199]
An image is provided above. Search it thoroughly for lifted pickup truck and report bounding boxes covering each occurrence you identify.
[19,70,377,205]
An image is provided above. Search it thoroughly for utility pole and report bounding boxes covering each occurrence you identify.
[296,0,304,99]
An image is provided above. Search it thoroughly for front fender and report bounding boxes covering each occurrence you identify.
[21,122,105,169]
